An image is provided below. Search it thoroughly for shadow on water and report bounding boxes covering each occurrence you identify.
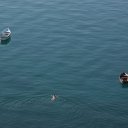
[121,84,128,88]
[0,37,11,45]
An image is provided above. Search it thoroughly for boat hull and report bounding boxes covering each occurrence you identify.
[119,77,128,84]
[1,36,11,45]
[0,35,11,41]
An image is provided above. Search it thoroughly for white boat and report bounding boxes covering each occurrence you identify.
[119,72,128,84]
[0,28,11,41]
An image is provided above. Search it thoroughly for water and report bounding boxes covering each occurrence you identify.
[0,0,128,127]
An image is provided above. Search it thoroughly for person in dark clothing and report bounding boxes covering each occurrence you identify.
[120,72,126,78]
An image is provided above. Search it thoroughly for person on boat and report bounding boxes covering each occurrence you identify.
[120,72,126,78]
[120,72,128,82]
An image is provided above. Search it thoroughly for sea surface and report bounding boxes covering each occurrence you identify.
[0,0,128,128]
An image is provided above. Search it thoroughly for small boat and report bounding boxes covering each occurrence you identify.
[119,72,128,84]
[0,28,11,41]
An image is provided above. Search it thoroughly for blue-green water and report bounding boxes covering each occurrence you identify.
[0,0,128,127]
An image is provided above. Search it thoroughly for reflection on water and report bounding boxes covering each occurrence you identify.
[121,84,128,88]
[0,37,11,45]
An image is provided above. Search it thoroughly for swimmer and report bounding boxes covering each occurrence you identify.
[51,94,57,101]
